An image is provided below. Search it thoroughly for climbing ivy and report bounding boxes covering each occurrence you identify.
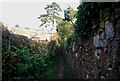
[74,2,120,40]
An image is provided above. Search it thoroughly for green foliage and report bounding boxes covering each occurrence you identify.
[2,44,49,80]
[45,2,62,14]
[2,36,64,80]
[56,20,74,45]
[46,56,59,79]
[38,2,62,27]
[64,34,76,51]
[38,14,50,27]
[64,6,77,24]
[47,40,60,58]
[74,3,99,39]
[74,2,120,40]
[56,7,77,46]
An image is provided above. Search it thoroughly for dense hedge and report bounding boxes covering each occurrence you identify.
[2,24,60,80]
[2,31,49,80]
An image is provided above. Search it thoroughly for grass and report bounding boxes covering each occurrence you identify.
[46,56,59,80]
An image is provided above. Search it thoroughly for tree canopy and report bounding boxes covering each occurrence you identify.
[56,7,77,45]
[38,2,62,27]
[64,6,77,24]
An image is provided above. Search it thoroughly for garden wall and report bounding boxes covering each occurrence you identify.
[65,18,120,80]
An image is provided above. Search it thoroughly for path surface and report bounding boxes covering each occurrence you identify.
[56,47,74,80]
[57,55,66,80]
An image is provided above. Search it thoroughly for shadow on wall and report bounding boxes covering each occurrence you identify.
[65,16,120,80]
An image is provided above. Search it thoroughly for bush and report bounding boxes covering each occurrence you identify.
[2,44,49,80]
[64,34,76,51]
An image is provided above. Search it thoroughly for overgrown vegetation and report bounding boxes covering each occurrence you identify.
[2,2,78,80]
[3,39,47,80]
[64,2,120,56]
[74,2,120,40]
[2,27,61,80]
[56,7,77,49]
[64,2,120,80]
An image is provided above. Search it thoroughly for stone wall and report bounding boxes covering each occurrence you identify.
[65,17,120,80]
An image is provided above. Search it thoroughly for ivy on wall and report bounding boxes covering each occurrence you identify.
[74,2,120,40]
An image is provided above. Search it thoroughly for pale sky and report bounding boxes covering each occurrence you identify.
[0,0,80,29]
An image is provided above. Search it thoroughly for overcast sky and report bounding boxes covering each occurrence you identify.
[0,0,80,29]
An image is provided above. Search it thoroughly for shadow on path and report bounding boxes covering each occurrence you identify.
[57,55,66,80]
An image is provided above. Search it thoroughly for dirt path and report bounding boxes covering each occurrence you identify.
[57,47,74,80]
[57,55,66,80]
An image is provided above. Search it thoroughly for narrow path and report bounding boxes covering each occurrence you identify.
[57,56,65,81]
[57,47,66,80]
[56,47,74,81]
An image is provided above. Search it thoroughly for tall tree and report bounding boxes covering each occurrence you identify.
[56,7,77,45]
[57,20,73,45]
[38,2,62,27]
